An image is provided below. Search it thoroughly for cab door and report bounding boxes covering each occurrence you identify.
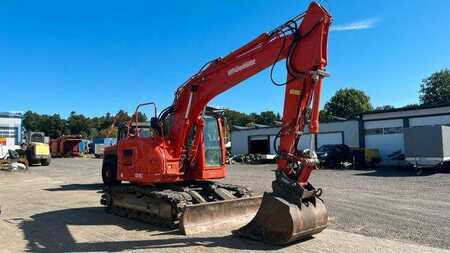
[203,116,224,167]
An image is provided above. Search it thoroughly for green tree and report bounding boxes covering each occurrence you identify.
[324,88,373,119]
[374,105,395,111]
[46,114,66,138]
[258,111,279,125]
[402,104,420,109]
[23,111,41,133]
[419,69,450,106]
[223,109,280,128]
[223,109,253,128]
[22,111,66,138]
[319,109,333,122]
[67,111,91,137]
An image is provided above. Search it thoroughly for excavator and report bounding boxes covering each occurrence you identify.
[101,2,331,245]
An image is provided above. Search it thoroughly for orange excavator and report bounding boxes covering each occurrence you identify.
[101,2,331,245]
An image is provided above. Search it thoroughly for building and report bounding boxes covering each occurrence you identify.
[0,112,22,146]
[231,120,360,156]
[361,105,450,162]
[0,112,22,157]
[231,104,450,164]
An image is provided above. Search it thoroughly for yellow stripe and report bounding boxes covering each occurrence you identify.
[289,89,301,96]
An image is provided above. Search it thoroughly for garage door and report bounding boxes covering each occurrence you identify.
[364,119,404,162]
[317,132,343,147]
[249,135,269,154]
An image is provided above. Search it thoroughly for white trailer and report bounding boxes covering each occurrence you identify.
[404,125,450,168]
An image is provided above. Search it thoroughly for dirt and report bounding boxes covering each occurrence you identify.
[0,158,449,252]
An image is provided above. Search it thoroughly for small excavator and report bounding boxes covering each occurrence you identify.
[101,2,331,245]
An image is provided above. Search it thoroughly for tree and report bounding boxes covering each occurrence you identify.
[223,109,280,128]
[23,111,41,133]
[223,109,253,128]
[67,112,91,137]
[258,111,279,125]
[419,69,450,106]
[402,104,420,109]
[22,111,66,138]
[374,105,395,111]
[46,114,66,138]
[324,88,373,119]
[319,109,333,122]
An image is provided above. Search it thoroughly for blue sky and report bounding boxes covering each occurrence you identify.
[2,0,450,118]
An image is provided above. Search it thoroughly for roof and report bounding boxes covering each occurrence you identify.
[361,103,450,121]
[231,124,273,131]
[362,103,450,116]
[0,112,22,119]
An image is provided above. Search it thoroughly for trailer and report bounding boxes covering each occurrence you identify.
[50,135,82,157]
[404,125,450,168]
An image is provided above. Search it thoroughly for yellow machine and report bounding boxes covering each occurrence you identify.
[351,148,381,168]
[24,132,51,166]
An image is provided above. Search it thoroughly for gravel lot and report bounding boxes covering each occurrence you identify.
[0,158,449,252]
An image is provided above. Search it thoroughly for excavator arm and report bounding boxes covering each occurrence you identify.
[168,2,331,187]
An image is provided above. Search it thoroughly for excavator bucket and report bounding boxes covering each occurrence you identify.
[233,192,328,245]
[180,196,262,235]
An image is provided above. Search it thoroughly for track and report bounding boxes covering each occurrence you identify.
[101,182,254,230]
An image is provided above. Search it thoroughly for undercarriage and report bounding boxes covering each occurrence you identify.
[100,181,261,233]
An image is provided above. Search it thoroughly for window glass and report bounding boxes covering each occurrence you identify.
[383,127,403,134]
[365,128,383,135]
[30,133,44,143]
[204,116,222,166]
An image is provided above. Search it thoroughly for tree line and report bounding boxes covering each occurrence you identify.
[24,69,450,138]
[23,110,147,138]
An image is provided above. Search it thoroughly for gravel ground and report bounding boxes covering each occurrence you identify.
[0,158,449,252]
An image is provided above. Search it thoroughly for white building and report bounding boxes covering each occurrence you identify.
[231,104,450,164]
[0,112,22,157]
[361,105,450,162]
[231,120,360,156]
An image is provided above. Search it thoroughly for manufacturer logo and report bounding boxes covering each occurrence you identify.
[227,59,256,76]
[134,173,143,178]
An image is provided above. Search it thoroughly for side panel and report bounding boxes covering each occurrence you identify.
[117,137,168,183]
[443,126,450,158]
[404,126,444,158]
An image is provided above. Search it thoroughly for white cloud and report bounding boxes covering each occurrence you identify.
[331,18,379,32]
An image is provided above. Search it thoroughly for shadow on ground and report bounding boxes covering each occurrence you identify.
[353,167,450,177]
[19,207,294,252]
[45,183,104,192]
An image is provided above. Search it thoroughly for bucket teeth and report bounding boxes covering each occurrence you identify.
[233,192,328,245]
